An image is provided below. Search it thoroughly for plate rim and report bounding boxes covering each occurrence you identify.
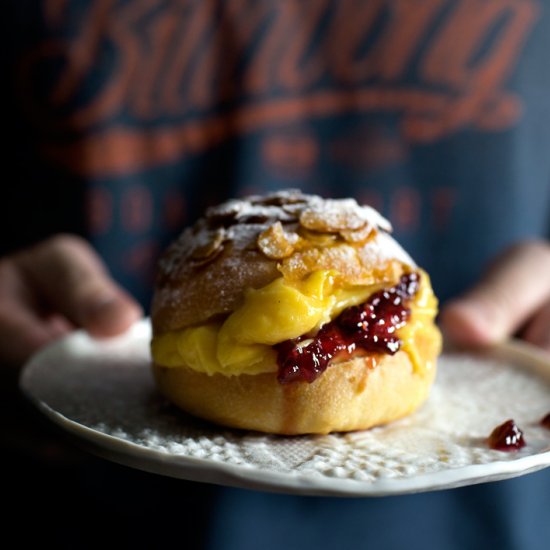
[19,319,550,497]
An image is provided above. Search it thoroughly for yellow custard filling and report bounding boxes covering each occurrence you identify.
[151,268,441,377]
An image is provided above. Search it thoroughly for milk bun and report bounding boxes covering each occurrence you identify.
[150,190,442,435]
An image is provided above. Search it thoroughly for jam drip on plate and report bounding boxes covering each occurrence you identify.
[276,272,420,384]
[487,419,526,451]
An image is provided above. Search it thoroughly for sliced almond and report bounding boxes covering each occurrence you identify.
[205,200,243,226]
[257,221,299,260]
[191,227,226,260]
[340,224,375,244]
[300,199,369,233]
[298,227,339,246]
[251,189,308,206]
[300,198,392,234]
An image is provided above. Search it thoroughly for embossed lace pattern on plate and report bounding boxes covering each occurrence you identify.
[20,320,550,495]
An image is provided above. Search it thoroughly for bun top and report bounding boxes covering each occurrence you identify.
[151,190,413,334]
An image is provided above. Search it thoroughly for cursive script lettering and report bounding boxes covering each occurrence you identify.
[18,0,539,175]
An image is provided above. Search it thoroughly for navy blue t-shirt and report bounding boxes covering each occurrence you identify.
[4,1,550,549]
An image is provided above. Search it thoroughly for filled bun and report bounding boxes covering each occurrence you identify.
[151,190,441,435]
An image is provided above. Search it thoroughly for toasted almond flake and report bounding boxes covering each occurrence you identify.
[191,227,226,259]
[257,222,299,260]
[250,189,309,206]
[205,200,242,224]
[340,224,376,244]
[190,245,225,267]
[300,198,391,233]
[298,228,339,246]
[279,243,405,286]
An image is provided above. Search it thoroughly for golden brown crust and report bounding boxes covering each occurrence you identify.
[152,350,436,435]
[150,191,439,435]
[152,234,280,333]
[151,191,411,333]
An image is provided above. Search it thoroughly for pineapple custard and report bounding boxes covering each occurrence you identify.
[151,190,442,435]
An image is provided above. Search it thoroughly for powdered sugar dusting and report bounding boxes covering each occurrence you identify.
[152,190,412,330]
[257,222,300,259]
[361,231,415,267]
[205,189,307,227]
[300,198,392,233]
[158,190,395,282]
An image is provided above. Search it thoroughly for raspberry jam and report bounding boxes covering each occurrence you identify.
[541,413,550,429]
[276,272,420,384]
[487,419,526,451]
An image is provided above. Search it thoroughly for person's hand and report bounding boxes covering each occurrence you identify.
[440,240,550,351]
[0,234,143,367]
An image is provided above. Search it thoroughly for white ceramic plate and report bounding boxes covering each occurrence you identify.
[20,319,550,497]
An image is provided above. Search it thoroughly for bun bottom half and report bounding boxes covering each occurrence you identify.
[152,333,439,435]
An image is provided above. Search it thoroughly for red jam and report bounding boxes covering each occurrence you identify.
[275,272,420,384]
[487,419,526,451]
[541,413,550,429]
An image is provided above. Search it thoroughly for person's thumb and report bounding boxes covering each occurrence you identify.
[440,241,550,346]
[15,234,142,337]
